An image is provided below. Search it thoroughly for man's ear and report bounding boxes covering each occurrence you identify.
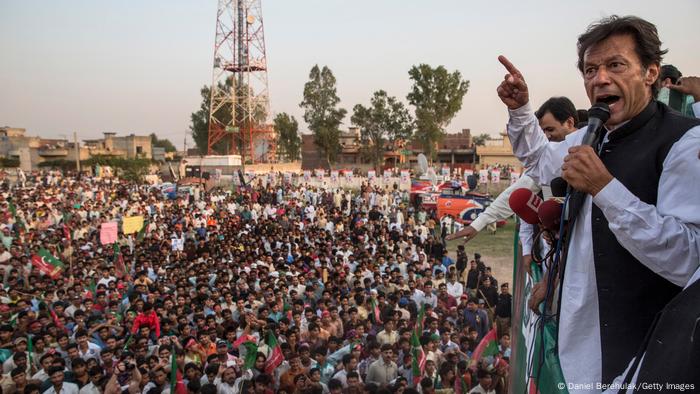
[565,117,576,131]
[645,63,660,88]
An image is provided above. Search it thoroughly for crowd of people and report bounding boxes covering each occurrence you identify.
[0,171,513,394]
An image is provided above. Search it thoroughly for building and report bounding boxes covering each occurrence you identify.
[301,127,478,171]
[425,129,476,168]
[0,128,154,170]
[83,133,152,159]
[0,127,76,171]
[476,132,523,169]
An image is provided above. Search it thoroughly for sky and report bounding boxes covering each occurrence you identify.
[2,0,699,150]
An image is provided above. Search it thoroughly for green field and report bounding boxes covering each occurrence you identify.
[446,218,518,259]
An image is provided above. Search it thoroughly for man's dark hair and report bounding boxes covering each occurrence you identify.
[10,367,25,377]
[200,383,217,394]
[72,358,87,368]
[535,97,578,124]
[576,109,589,128]
[576,15,667,96]
[48,366,64,377]
[187,380,201,393]
[328,379,343,391]
[660,64,682,84]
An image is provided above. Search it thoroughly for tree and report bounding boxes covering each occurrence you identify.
[406,64,469,160]
[472,133,491,146]
[351,90,414,171]
[273,113,301,161]
[150,134,177,153]
[83,156,153,182]
[189,79,267,158]
[299,65,346,168]
[190,85,213,155]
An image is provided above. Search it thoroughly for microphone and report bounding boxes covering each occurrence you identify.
[538,199,563,231]
[550,177,568,198]
[565,103,612,222]
[508,188,542,225]
[581,103,611,148]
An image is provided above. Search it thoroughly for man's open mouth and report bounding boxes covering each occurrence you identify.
[596,95,621,106]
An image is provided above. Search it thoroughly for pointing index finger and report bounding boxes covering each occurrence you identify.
[498,55,522,78]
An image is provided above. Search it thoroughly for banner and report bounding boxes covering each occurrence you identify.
[441,166,450,177]
[400,170,410,184]
[303,170,311,182]
[491,170,501,184]
[344,170,353,182]
[100,222,118,245]
[315,169,325,180]
[367,170,376,182]
[479,170,489,184]
[330,171,339,184]
[510,230,568,394]
[510,172,521,185]
[31,248,64,279]
[283,172,292,184]
[122,216,144,235]
[383,171,391,182]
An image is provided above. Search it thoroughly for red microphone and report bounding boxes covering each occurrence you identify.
[538,199,563,231]
[508,188,542,225]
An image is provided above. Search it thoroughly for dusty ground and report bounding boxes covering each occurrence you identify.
[445,218,517,286]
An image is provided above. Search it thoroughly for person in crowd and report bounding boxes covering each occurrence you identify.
[0,167,512,394]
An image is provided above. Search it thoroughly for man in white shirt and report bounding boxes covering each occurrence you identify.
[445,274,464,299]
[375,320,399,346]
[44,367,79,394]
[96,268,116,288]
[75,330,101,361]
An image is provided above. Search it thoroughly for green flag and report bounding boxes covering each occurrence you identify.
[411,330,426,386]
[241,341,259,370]
[8,202,24,232]
[136,219,149,242]
[415,304,426,335]
[38,249,64,269]
[27,336,33,365]
[31,249,64,279]
[170,347,177,392]
[170,345,186,394]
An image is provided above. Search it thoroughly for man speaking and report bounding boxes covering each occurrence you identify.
[497,16,700,391]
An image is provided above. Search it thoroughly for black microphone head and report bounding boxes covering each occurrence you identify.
[588,103,611,123]
[550,177,568,198]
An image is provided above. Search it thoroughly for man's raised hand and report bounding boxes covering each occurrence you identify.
[497,55,529,109]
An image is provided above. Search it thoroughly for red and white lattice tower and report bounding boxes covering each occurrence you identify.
[207,0,275,162]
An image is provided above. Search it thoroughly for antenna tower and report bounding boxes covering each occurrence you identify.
[207,0,275,162]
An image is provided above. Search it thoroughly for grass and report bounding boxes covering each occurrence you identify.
[446,217,518,259]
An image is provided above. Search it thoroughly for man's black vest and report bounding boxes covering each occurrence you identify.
[590,101,700,383]
[616,278,700,392]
